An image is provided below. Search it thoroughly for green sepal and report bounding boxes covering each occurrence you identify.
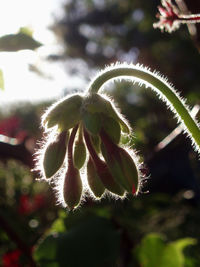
[82,112,101,135]
[73,139,86,169]
[83,93,130,133]
[43,94,83,131]
[105,100,130,134]
[63,165,82,210]
[102,116,121,144]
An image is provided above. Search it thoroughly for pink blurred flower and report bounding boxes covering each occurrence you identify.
[154,0,200,32]
[0,116,21,137]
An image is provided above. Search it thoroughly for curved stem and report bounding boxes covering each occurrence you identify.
[88,64,200,153]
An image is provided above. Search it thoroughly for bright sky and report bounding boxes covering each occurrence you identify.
[0,0,84,105]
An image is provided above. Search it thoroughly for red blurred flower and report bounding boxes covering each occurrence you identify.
[0,115,29,143]
[0,116,21,137]
[2,249,22,267]
[33,194,46,210]
[18,194,31,215]
[18,194,45,215]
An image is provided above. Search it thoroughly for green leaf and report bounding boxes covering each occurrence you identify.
[171,238,197,251]
[51,218,66,233]
[160,238,197,267]
[0,69,4,90]
[135,233,165,267]
[0,32,42,52]
[34,235,59,266]
[50,210,67,233]
[135,233,196,267]
[34,216,121,267]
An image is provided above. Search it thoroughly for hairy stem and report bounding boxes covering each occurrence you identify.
[88,64,200,153]
[83,128,101,163]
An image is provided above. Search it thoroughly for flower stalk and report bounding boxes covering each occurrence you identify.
[63,125,83,210]
[88,63,200,154]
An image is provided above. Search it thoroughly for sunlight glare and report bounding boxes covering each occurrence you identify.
[0,0,70,104]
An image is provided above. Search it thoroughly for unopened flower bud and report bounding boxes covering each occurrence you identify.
[63,164,82,210]
[42,94,83,131]
[83,129,124,196]
[43,131,69,178]
[94,158,125,196]
[117,148,139,194]
[87,156,105,198]
[100,131,139,194]
[73,135,86,170]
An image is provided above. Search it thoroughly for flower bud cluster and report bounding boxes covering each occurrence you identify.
[37,92,142,210]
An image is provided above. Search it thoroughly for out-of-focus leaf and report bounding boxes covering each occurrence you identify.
[34,216,121,267]
[160,238,197,267]
[135,233,196,267]
[0,32,42,52]
[29,64,52,78]
[0,69,4,90]
[171,238,197,251]
[51,218,66,233]
[19,26,33,37]
[135,233,165,267]
[34,235,58,266]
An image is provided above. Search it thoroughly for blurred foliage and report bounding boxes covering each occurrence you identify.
[0,27,42,52]
[33,193,200,267]
[134,233,196,267]
[0,26,42,91]
[1,0,200,266]
[0,159,58,266]
[0,69,4,90]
